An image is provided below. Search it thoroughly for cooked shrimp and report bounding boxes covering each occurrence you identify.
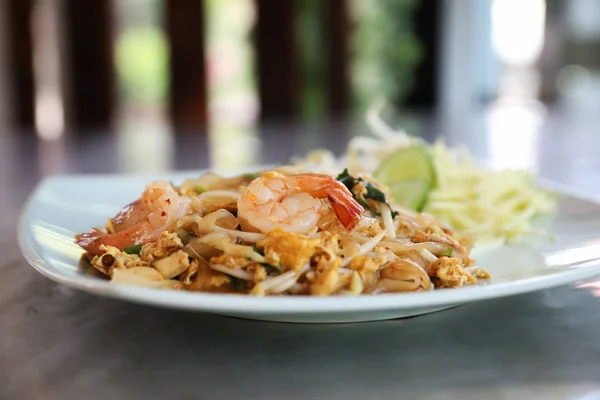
[237,171,363,234]
[76,181,191,255]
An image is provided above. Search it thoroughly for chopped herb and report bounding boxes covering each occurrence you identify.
[391,210,399,218]
[335,169,355,191]
[335,169,402,219]
[193,185,207,194]
[251,244,280,272]
[123,244,143,255]
[229,276,247,291]
[357,198,370,210]
[443,247,454,257]
[262,263,281,274]
[363,182,387,203]
[243,172,260,181]
[252,244,264,256]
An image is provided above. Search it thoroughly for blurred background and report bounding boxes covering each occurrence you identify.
[0,0,599,173]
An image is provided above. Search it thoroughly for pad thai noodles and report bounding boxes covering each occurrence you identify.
[76,167,490,296]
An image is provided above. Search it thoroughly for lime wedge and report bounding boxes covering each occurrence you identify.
[373,146,436,210]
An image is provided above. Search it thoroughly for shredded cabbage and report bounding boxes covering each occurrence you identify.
[424,141,556,243]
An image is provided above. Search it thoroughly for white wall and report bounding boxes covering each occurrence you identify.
[438,0,499,117]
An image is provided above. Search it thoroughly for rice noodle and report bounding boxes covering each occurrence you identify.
[195,232,264,262]
[364,251,398,263]
[287,283,305,294]
[177,210,239,235]
[379,258,432,291]
[370,278,420,294]
[420,249,438,263]
[262,264,310,293]
[360,231,386,253]
[213,226,264,242]
[380,240,451,259]
[184,233,230,259]
[267,275,301,294]
[400,251,430,269]
[347,232,370,244]
[380,203,396,239]
[342,231,386,266]
[340,235,361,258]
[209,264,254,281]
[392,205,418,218]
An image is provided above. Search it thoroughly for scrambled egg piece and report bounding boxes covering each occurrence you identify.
[246,262,267,283]
[349,271,364,295]
[257,228,319,271]
[313,231,340,261]
[188,262,232,292]
[140,232,183,263]
[308,232,346,296]
[91,245,148,276]
[211,273,231,287]
[309,255,343,296]
[347,255,387,290]
[395,218,417,238]
[209,255,249,269]
[426,257,477,288]
[351,179,368,198]
[180,259,199,286]
[354,217,383,237]
[468,267,491,280]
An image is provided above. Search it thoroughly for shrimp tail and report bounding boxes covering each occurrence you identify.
[76,181,190,256]
[75,229,106,255]
[328,185,364,230]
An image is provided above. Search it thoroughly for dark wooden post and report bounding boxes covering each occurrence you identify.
[404,0,441,108]
[323,0,349,117]
[6,0,36,130]
[63,0,115,130]
[254,0,298,121]
[165,0,207,131]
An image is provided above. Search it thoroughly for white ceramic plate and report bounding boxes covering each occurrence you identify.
[18,172,600,323]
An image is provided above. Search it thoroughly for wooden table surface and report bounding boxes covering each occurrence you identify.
[2,108,600,400]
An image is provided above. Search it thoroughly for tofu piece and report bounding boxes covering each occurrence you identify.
[153,250,190,279]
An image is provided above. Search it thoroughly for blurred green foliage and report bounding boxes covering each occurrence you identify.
[351,0,422,111]
[115,26,168,104]
[296,0,422,120]
[112,0,420,117]
[114,0,167,106]
[205,0,256,99]
[297,0,325,122]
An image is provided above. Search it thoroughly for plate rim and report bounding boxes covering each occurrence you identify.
[17,173,600,315]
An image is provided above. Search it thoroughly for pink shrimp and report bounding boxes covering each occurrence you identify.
[76,181,191,255]
[237,171,364,234]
